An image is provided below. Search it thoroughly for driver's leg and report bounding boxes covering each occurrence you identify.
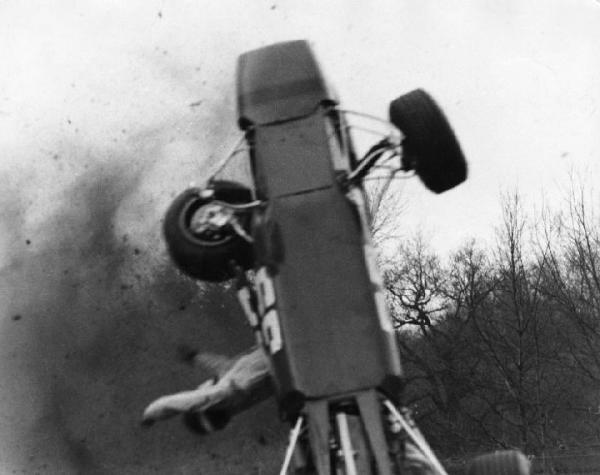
[142,346,273,429]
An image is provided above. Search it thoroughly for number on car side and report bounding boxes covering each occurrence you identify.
[256,267,283,354]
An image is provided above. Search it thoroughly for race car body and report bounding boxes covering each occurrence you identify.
[237,40,403,406]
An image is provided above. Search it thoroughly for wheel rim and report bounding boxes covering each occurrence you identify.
[183,200,236,245]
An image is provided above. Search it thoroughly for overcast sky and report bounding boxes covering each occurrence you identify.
[1,0,599,259]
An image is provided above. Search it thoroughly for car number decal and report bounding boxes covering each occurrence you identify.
[256,267,283,354]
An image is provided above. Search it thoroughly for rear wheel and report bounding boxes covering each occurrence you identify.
[163,180,253,282]
[389,89,467,193]
[466,450,531,475]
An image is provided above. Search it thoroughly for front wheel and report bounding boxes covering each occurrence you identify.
[389,89,467,194]
[163,180,254,282]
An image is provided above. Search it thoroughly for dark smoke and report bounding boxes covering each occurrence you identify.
[0,155,285,473]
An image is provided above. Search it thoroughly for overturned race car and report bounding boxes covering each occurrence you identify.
[144,40,530,475]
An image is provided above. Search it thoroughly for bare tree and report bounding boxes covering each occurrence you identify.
[364,175,407,248]
[384,233,446,329]
[535,175,600,447]
[384,237,498,453]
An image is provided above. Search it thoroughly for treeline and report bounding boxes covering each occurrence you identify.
[379,184,600,458]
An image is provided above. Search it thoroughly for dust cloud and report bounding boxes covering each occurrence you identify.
[0,2,290,473]
[0,142,286,474]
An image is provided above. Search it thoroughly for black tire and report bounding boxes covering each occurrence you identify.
[466,450,531,475]
[163,180,253,282]
[389,89,467,193]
